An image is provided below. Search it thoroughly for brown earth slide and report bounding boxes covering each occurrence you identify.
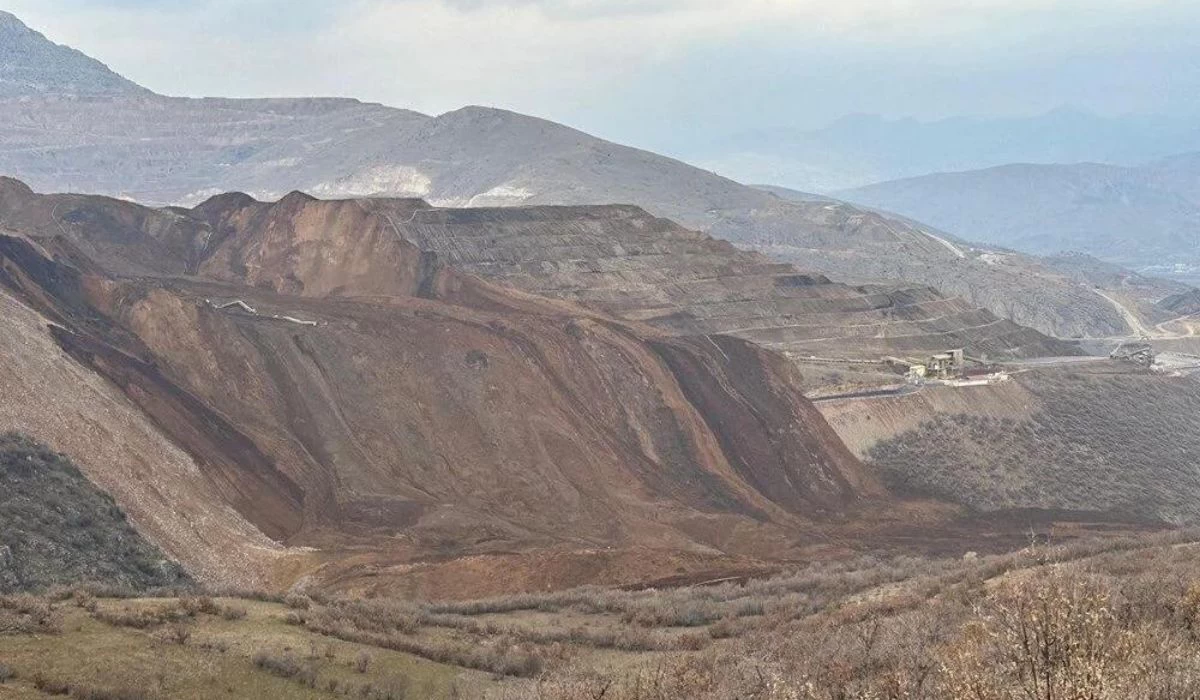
[0,178,971,597]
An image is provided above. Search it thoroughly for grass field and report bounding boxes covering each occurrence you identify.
[7,529,1200,698]
[0,595,466,699]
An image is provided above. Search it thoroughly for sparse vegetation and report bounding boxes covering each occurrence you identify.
[0,433,191,594]
[869,371,1200,522]
[0,531,1199,697]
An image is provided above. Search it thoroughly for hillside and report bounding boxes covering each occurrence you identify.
[1,530,1199,698]
[746,191,1148,338]
[0,11,1156,341]
[840,156,1200,281]
[0,10,148,98]
[0,432,190,593]
[818,364,1200,525]
[354,198,1076,359]
[0,178,949,596]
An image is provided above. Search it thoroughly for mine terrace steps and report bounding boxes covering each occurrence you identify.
[358,199,1076,360]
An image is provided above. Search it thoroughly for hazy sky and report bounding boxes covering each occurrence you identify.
[7,0,1200,155]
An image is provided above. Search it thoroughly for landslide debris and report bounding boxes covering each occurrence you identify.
[0,178,903,594]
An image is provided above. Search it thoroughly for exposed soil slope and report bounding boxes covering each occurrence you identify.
[0,275,288,590]
[0,179,911,594]
[355,199,1077,360]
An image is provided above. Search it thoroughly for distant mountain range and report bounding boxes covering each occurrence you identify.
[0,10,1183,339]
[698,110,1200,193]
[839,154,1200,282]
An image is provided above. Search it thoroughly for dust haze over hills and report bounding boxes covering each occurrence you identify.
[700,110,1200,193]
[840,155,1200,284]
[0,10,1180,341]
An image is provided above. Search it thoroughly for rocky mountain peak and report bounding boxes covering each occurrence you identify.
[0,10,27,30]
[0,11,149,98]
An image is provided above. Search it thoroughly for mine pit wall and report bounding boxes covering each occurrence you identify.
[816,380,1037,459]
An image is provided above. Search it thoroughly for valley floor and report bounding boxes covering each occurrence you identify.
[5,530,1200,698]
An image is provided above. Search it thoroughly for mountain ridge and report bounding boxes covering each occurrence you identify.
[0,11,1173,341]
[0,10,148,98]
[839,154,1200,280]
[700,110,1200,193]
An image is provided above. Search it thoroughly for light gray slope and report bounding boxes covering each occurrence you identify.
[839,158,1200,277]
[0,12,1145,340]
[738,195,1137,338]
[0,11,148,98]
[752,184,835,203]
[0,94,1140,338]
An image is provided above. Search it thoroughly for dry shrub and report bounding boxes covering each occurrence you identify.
[283,611,306,626]
[179,596,220,616]
[308,613,543,677]
[159,623,191,646]
[92,603,187,630]
[67,687,157,700]
[493,652,786,700]
[939,570,1200,699]
[72,590,98,613]
[252,649,317,687]
[0,594,59,634]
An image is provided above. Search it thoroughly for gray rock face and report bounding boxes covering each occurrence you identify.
[0,11,147,98]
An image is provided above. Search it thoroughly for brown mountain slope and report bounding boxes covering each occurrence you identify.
[0,175,1075,361]
[0,179,937,596]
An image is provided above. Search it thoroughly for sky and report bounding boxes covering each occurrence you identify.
[6,0,1200,156]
